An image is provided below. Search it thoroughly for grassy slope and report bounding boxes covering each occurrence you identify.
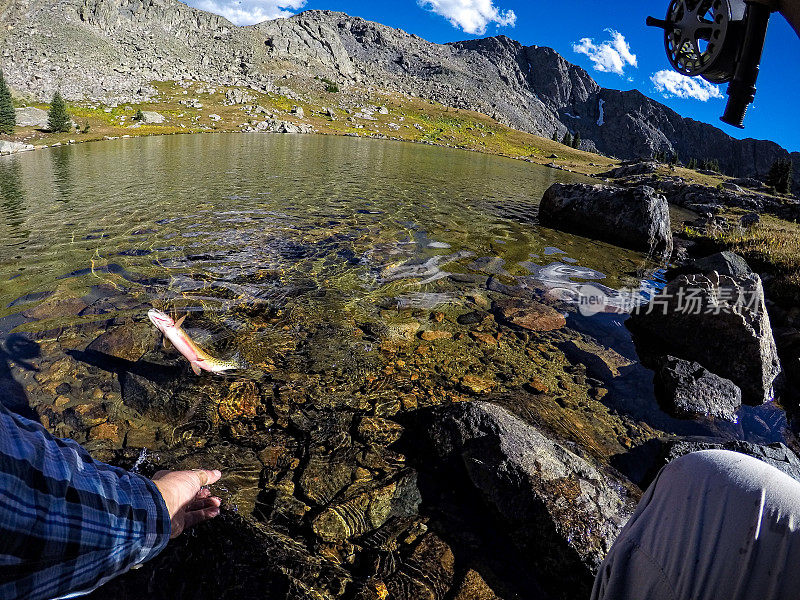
[684,211,800,305]
[5,78,616,175]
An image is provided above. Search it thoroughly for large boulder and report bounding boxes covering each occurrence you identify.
[139,111,165,124]
[0,140,34,155]
[653,437,800,484]
[410,401,635,599]
[654,355,741,421]
[538,184,673,257]
[669,251,752,280]
[627,272,782,405]
[15,106,49,128]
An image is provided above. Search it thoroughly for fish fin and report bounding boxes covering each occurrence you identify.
[175,313,188,328]
[190,362,202,376]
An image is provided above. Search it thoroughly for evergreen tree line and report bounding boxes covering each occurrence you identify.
[767,158,793,194]
[0,70,15,134]
[553,130,581,149]
[653,149,722,173]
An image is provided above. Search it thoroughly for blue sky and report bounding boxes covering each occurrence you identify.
[186,0,800,151]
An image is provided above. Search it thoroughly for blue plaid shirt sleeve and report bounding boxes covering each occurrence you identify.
[0,403,171,600]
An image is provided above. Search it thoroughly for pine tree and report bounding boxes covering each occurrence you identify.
[571,131,581,149]
[47,91,71,133]
[0,70,15,135]
[767,158,793,194]
[687,158,697,170]
[561,132,572,147]
[671,152,679,166]
[134,109,145,121]
[551,131,558,142]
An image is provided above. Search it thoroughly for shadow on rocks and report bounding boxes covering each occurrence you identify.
[0,333,41,422]
[398,401,636,600]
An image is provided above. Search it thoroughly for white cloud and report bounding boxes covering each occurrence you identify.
[650,70,724,101]
[573,30,637,76]
[417,0,517,35]
[188,0,306,26]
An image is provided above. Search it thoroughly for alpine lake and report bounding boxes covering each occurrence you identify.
[0,134,790,599]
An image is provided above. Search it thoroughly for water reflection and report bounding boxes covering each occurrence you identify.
[0,158,29,245]
[50,146,74,202]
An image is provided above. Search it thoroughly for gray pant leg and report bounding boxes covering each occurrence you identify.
[592,449,800,600]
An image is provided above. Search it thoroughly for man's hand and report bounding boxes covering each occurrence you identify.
[151,469,222,538]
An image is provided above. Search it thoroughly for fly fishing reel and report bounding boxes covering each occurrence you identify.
[647,0,772,128]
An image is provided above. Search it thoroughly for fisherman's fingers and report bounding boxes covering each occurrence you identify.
[182,503,222,530]
[186,494,221,512]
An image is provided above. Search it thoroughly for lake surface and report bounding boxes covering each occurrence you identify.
[0,133,790,596]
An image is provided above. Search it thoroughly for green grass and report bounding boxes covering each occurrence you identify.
[684,213,800,304]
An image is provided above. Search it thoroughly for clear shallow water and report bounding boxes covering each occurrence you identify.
[0,134,788,467]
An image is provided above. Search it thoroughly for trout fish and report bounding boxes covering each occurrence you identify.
[147,308,242,375]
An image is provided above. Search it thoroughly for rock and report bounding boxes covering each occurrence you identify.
[654,437,800,484]
[208,113,221,121]
[0,140,35,155]
[291,105,304,118]
[311,472,421,543]
[139,110,165,124]
[460,374,495,394]
[627,272,782,404]
[538,184,673,257]
[493,297,566,331]
[452,569,500,600]
[598,161,658,178]
[559,337,635,381]
[654,356,742,421]
[731,177,769,191]
[419,330,451,341]
[411,402,635,597]
[85,322,156,362]
[224,88,253,105]
[89,421,120,442]
[378,106,389,114]
[456,311,483,326]
[690,251,752,279]
[356,416,404,446]
[470,332,498,346]
[253,118,314,134]
[218,380,260,421]
[15,106,49,128]
[741,212,760,227]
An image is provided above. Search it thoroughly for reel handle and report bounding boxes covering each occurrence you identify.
[721,1,771,128]
[646,16,673,30]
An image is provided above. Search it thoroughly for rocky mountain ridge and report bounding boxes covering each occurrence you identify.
[1,0,797,180]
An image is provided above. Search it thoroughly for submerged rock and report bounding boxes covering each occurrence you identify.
[410,401,635,598]
[627,272,782,405]
[311,471,421,543]
[654,355,741,421]
[538,183,673,257]
[492,297,566,331]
